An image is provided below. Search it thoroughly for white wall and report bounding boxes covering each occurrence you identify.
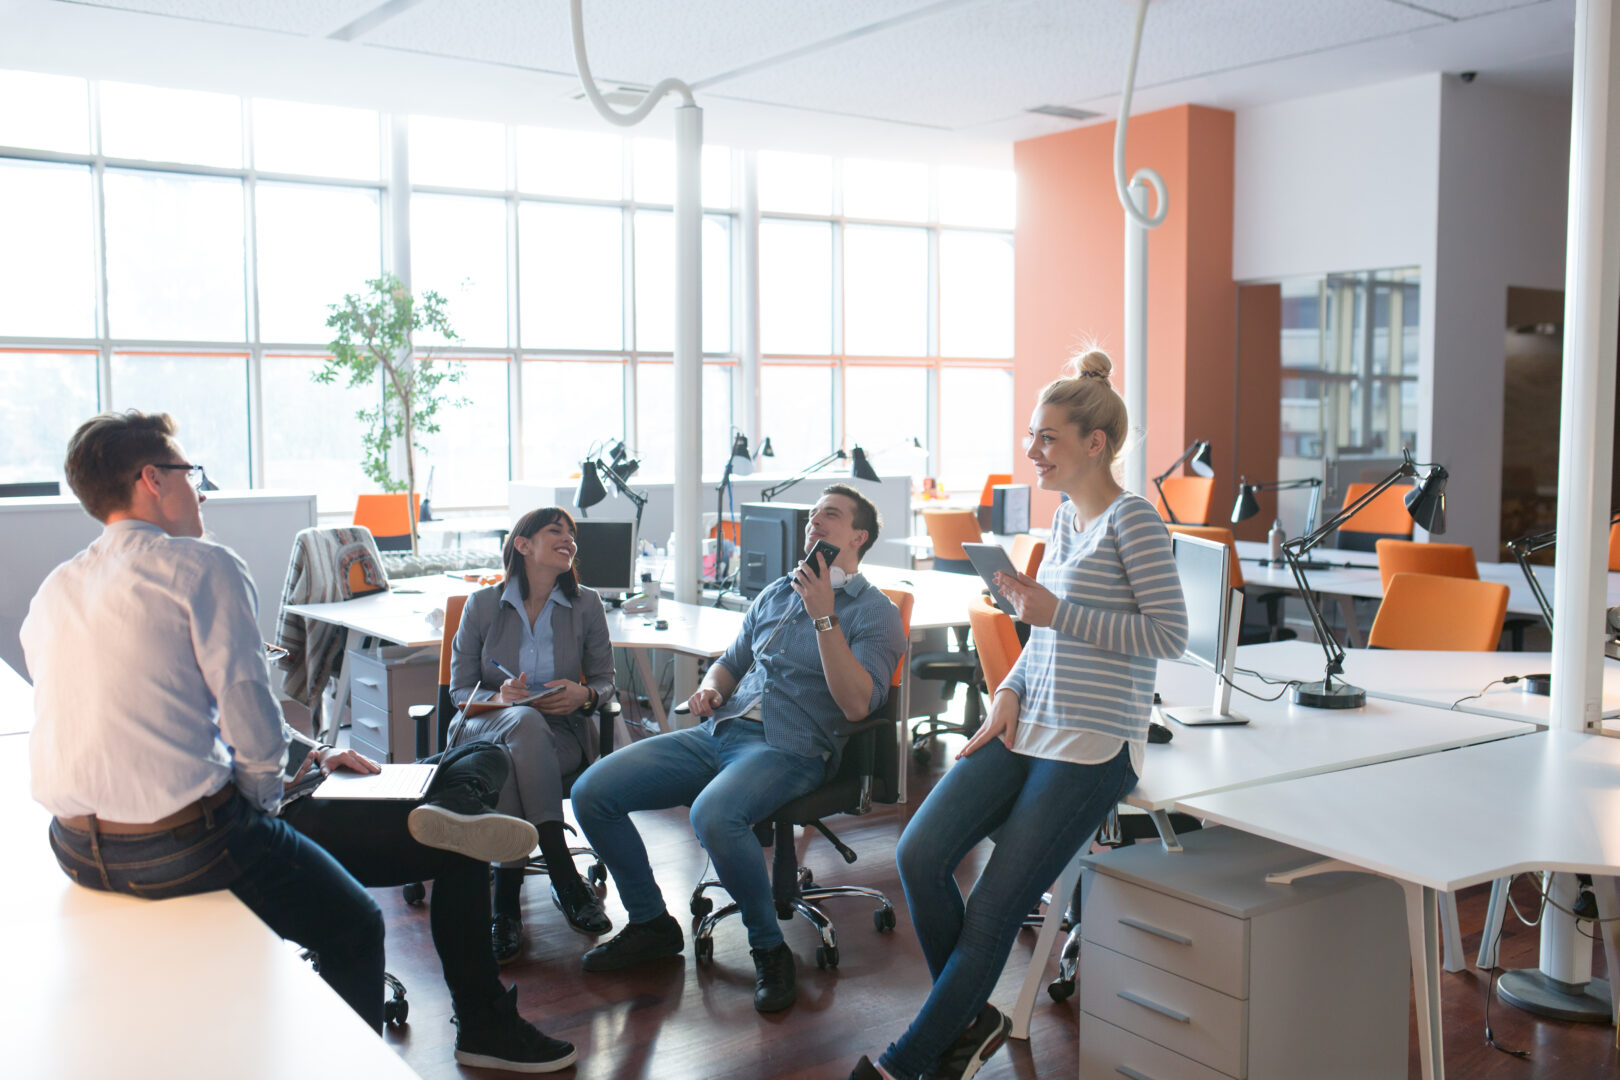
[1233,75,1442,283]
[1430,76,1571,557]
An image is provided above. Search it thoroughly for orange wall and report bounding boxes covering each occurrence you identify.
[1013,105,1236,524]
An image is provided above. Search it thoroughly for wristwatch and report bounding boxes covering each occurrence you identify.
[813,614,840,633]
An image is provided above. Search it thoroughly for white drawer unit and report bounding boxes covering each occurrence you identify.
[344,644,439,763]
[1077,826,1408,1080]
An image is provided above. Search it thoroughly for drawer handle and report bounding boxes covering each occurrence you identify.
[1117,990,1190,1024]
[355,677,381,690]
[1118,916,1192,946]
[355,714,383,733]
[1116,1067,1161,1080]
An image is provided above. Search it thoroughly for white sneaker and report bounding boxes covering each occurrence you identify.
[408,804,538,864]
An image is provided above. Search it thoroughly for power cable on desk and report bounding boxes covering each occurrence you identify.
[1451,676,1520,709]
[1231,666,1304,702]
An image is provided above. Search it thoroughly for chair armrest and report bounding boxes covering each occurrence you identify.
[595,695,620,758]
[833,711,896,739]
[408,704,434,760]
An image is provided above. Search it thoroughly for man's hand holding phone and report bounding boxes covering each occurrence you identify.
[791,540,840,622]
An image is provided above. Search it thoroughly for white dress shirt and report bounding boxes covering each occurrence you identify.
[23,519,290,821]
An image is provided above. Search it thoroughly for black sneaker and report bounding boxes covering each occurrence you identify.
[581,912,684,972]
[751,941,796,1013]
[848,1055,886,1080]
[454,985,577,1073]
[492,913,525,965]
[552,880,612,935]
[408,803,537,864]
[926,1004,1011,1080]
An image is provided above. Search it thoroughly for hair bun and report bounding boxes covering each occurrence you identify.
[1069,348,1113,381]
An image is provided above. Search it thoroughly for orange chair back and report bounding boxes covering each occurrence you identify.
[879,587,915,686]
[979,473,1013,507]
[437,594,468,687]
[1165,524,1245,590]
[354,493,420,540]
[710,520,740,543]
[1375,539,1478,592]
[1337,482,1415,539]
[1367,573,1508,651]
[1609,520,1620,573]
[968,596,1023,693]
[923,509,983,563]
[1157,476,1216,526]
[1009,534,1045,578]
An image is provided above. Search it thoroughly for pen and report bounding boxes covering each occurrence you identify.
[490,659,520,681]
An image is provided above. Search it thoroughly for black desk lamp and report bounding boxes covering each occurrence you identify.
[1506,510,1620,696]
[576,451,649,540]
[761,445,881,500]
[1231,477,1324,552]
[1152,440,1213,524]
[1283,450,1449,709]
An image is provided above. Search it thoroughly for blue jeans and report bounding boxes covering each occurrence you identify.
[881,740,1137,1080]
[571,721,826,949]
[49,791,386,1031]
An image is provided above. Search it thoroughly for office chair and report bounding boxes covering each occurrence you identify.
[1374,538,1478,590]
[1333,481,1415,552]
[1366,572,1510,651]
[689,588,914,970]
[921,508,982,574]
[909,509,989,763]
[976,472,1012,530]
[1166,524,1295,644]
[1155,476,1216,526]
[1610,520,1620,572]
[1009,533,1045,580]
[354,493,421,553]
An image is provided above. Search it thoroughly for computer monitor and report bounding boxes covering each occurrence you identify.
[1162,533,1248,725]
[572,520,637,595]
[739,501,812,597]
[0,481,61,497]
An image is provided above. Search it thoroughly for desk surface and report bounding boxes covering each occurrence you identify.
[1238,639,1620,724]
[603,601,744,657]
[0,692,418,1079]
[1131,660,1533,812]
[1178,729,1620,893]
[862,563,994,631]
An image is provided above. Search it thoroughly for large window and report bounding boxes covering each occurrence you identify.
[0,70,1017,512]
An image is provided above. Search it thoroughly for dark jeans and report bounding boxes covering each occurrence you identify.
[880,740,1137,1080]
[281,740,511,1015]
[49,790,386,1031]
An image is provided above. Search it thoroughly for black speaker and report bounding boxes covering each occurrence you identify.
[990,484,1030,534]
[739,502,813,597]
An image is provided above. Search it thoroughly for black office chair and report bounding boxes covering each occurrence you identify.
[687,587,912,970]
[908,627,983,766]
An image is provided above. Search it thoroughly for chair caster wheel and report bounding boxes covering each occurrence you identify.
[912,747,931,767]
[874,907,896,932]
[816,945,839,969]
[695,935,714,962]
[384,997,409,1025]
[588,862,607,888]
[800,868,815,889]
[402,882,426,906]
[691,895,714,918]
[1048,978,1075,1003]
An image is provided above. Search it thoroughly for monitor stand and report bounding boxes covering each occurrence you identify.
[1163,589,1250,726]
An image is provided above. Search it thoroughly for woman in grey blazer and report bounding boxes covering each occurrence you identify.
[448,506,615,961]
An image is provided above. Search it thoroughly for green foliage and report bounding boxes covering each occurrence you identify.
[316,273,466,495]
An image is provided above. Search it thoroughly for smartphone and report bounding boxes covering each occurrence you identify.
[802,539,841,577]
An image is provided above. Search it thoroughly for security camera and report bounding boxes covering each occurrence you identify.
[1460,71,1477,84]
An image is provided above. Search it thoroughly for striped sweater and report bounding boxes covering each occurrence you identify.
[1000,492,1188,767]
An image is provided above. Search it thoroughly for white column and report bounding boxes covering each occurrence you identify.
[672,103,704,608]
[1123,179,1150,496]
[739,151,761,444]
[387,114,411,287]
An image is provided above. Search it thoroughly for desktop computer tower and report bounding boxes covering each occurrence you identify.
[739,502,812,597]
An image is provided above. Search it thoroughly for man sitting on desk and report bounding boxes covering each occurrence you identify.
[23,411,577,1072]
[571,484,907,1012]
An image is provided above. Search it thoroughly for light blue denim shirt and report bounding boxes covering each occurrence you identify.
[707,572,907,768]
[499,579,571,687]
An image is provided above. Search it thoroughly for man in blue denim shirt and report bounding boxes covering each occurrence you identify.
[572,484,907,1013]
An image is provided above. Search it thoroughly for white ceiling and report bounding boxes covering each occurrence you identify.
[7,0,1578,161]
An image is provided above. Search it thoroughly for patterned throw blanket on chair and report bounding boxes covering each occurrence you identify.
[274,526,388,737]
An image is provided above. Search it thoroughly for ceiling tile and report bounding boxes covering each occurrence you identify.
[74,0,382,36]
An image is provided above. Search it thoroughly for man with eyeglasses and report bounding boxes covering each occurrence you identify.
[20,410,580,1072]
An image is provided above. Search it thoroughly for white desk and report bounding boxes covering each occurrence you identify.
[0,673,418,1080]
[862,563,993,632]
[603,601,746,730]
[1317,558,1620,620]
[1177,731,1620,1080]
[1233,538,1379,568]
[1238,638,1620,726]
[284,577,477,649]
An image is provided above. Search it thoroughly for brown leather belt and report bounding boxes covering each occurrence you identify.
[56,782,237,835]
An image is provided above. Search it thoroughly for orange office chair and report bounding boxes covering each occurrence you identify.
[967,596,1022,694]
[1156,476,1216,526]
[1367,573,1509,651]
[1609,520,1620,572]
[354,493,421,552]
[979,473,1013,508]
[1335,482,1415,553]
[1009,534,1045,579]
[923,508,983,575]
[1165,524,1294,643]
[1374,539,1478,591]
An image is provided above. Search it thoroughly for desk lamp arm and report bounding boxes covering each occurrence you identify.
[1151,443,1201,525]
[761,450,846,501]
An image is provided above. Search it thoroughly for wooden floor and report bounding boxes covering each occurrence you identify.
[375,723,1619,1080]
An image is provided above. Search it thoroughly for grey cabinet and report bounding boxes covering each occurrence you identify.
[1078,826,1408,1080]
[345,644,439,762]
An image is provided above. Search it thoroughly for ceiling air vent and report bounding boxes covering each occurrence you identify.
[1026,104,1102,122]
[570,84,650,108]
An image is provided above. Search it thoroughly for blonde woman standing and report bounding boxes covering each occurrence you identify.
[850,349,1188,1080]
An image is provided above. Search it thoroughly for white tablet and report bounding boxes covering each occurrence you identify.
[961,542,1020,619]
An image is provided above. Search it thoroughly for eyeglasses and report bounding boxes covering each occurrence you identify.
[148,463,208,490]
